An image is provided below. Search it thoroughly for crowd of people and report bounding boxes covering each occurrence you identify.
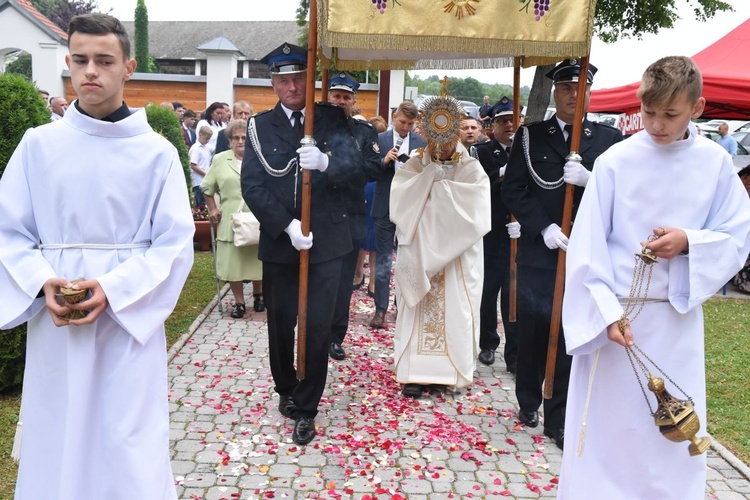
[6,11,750,500]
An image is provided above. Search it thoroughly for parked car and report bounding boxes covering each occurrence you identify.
[732,131,750,148]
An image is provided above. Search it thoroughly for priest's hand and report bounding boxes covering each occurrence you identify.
[563,160,590,187]
[43,277,74,327]
[297,146,329,172]
[607,320,634,347]
[506,221,521,239]
[641,226,688,259]
[541,223,568,251]
[285,218,313,251]
[67,279,108,326]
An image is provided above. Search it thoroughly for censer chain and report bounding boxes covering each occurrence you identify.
[619,236,692,413]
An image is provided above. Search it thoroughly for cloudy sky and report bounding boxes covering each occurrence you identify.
[96,0,750,89]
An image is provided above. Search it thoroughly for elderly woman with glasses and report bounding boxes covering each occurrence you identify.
[201,118,264,318]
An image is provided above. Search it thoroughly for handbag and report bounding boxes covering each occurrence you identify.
[231,199,260,247]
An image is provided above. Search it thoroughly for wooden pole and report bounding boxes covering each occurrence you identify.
[543,56,590,399]
[321,68,329,102]
[509,57,521,323]
[296,0,319,380]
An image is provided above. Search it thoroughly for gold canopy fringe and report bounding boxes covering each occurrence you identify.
[317,0,597,69]
[319,51,516,71]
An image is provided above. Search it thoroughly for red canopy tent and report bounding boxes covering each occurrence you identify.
[589,17,750,133]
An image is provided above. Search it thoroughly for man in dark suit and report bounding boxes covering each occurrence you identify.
[473,97,522,371]
[182,109,196,149]
[215,101,253,155]
[501,59,623,451]
[326,72,381,360]
[241,43,361,446]
[369,101,426,329]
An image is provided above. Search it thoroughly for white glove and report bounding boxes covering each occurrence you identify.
[563,160,590,187]
[284,219,313,251]
[498,165,507,178]
[541,223,568,251]
[506,221,521,239]
[297,146,329,172]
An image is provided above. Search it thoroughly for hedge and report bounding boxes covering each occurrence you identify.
[0,73,50,392]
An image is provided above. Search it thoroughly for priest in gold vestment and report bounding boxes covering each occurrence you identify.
[390,90,491,398]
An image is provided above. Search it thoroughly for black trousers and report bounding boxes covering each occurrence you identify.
[514,265,571,429]
[263,257,342,418]
[331,238,362,345]
[479,242,519,367]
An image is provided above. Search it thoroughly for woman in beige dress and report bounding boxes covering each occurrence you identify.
[201,119,263,318]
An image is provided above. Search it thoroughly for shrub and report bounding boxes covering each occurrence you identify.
[0,72,50,392]
[145,105,192,198]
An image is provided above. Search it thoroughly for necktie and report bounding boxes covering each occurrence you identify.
[292,111,304,139]
[505,146,512,155]
[564,124,573,148]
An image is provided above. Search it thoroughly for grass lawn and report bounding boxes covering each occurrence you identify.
[704,298,750,464]
[0,270,747,495]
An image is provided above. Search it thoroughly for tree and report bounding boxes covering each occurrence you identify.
[4,53,32,81]
[133,0,156,73]
[448,77,485,105]
[525,0,733,121]
[30,0,100,32]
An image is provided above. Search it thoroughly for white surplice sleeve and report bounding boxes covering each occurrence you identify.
[0,131,58,329]
[563,159,624,356]
[391,154,491,308]
[668,158,750,312]
[96,149,195,345]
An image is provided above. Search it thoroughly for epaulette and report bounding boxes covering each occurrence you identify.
[252,108,273,118]
[354,118,374,128]
[592,120,620,132]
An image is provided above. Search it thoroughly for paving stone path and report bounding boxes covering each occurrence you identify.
[168,279,750,499]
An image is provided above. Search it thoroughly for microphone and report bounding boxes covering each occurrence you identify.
[395,136,404,150]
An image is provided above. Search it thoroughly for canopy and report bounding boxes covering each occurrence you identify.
[318,0,598,70]
[589,16,750,122]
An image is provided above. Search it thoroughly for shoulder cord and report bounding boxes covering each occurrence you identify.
[248,117,297,177]
[522,126,565,190]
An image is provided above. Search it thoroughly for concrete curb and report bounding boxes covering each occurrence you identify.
[166,283,227,364]
[711,434,750,481]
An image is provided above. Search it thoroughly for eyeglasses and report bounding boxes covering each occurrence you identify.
[231,136,245,141]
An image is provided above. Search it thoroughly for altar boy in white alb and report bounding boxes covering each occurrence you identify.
[559,56,750,499]
[390,91,491,399]
[0,14,193,500]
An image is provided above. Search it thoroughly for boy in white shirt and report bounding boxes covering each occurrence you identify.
[190,125,213,207]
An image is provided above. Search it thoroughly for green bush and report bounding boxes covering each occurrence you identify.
[0,73,50,392]
[145,105,192,197]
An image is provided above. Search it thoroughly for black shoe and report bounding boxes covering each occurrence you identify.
[402,383,423,398]
[278,394,297,419]
[253,295,265,312]
[329,342,345,360]
[544,427,565,450]
[293,416,317,445]
[230,303,246,319]
[518,409,539,428]
[478,349,495,366]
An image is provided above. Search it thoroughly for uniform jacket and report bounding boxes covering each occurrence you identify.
[342,118,382,241]
[371,130,427,219]
[241,101,363,264]
[501,116,623,270]
[474,139,512,257]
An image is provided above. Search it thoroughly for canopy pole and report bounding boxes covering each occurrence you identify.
[509,57,521,323]
[296,0,319,381]
[543,56,590,399]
